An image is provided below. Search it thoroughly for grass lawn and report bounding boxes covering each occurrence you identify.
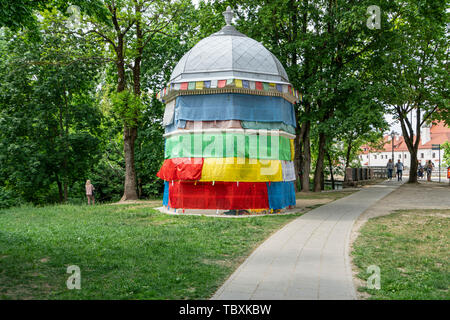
[0,203,306,300]
[352,209,449,300]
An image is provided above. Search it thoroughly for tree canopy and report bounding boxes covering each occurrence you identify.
[0,0,448,207]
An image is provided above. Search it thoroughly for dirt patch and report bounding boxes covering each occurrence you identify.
[295,198,333,207]
[349,181,450,299]
[111,200,162,206]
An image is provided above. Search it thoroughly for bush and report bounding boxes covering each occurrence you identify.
[0,187,23,209]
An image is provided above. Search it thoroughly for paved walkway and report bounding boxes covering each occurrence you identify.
[212,180,403,300]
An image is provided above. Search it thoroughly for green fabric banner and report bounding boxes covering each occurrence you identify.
[241,121,296,135]
[165,133,292,160]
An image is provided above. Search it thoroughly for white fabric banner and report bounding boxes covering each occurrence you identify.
[162,99,176,126]
[282,160,296,181]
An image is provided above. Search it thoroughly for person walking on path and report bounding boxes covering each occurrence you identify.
[85,180,95,205]
[418,161,424,179]
[386,159,394,180]
[395,159,404,181]
[425,160,434,182]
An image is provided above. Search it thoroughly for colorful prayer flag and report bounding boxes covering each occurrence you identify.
[195,81,204,90]
[218,80,226,88]
[226,79,234,86]
[276,84,282,92]
[204,81,211,88]
[188,82,196,90]
[211,80,218,88]
[235,79,243,88]
[255,82,263,90]
[242,80,249,88]
[263,82,269,91]
[180,82,188,90]
[249,81,256,90]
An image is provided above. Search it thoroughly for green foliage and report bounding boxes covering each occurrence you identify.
[109,90,144,127]
[0,10,104,204]
[442,141,450,168]
[0,187,23,209]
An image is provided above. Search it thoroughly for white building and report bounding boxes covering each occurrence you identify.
[359,121,449,168]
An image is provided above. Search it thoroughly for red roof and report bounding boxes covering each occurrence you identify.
[360,121,449,154]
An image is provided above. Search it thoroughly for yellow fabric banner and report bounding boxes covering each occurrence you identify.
[235,79,243,88]
[200,158,283,182]
[195,81,204,90]
[290,139,295,161]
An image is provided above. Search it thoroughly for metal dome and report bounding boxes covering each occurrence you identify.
[170,22,289,84]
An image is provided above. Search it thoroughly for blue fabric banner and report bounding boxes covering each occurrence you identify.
[163,181,169,206]
[241,121,296,135]
[172,93,296,127]
[266,181,296,209]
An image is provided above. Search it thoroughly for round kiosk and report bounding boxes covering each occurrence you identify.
[157,7,300,215]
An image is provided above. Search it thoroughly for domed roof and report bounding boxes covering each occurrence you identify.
[170,9,289,84]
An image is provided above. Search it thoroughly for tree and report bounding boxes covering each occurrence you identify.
[0,10,103,203]
[379,0,448,183]
[76,0,190,201]
[442,141,450,167]
[220,0,397,192]
[0,0,107,30]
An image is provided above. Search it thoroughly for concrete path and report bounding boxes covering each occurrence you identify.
[212,180,403,300]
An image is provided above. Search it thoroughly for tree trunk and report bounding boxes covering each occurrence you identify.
[313,131,327,192]
[327,151,335,190]
[397,105,422,184]
[294,130,301,192]
[120,4,143,202]
[409,150,418,183]
[56,175,63,203]
[300,119,311,192]
[121,125,138,200]
[344,139,352,181]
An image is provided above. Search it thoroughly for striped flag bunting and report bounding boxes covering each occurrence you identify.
[157,79,301,103]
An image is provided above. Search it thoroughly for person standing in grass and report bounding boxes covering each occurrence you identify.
[386,159,394,180]
[395,159,404,181]
[85,180,95,205]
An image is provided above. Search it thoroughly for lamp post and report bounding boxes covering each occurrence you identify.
[390,131,396,161]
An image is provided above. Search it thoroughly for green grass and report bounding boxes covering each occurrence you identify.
[352,209,450,300]
[0,204,303,300]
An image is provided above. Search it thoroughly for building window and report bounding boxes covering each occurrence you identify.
[374,155,377,159]
[399,154,401,159]
[432,153,435,158]
[404,154,407,159]
[421,153,424,158]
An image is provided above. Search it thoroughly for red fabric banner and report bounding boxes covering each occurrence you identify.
[180,82,188,90]
[218,80,226,88]
[168,181,269,209]
[157,158,204,181]
[255,81,263,90]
